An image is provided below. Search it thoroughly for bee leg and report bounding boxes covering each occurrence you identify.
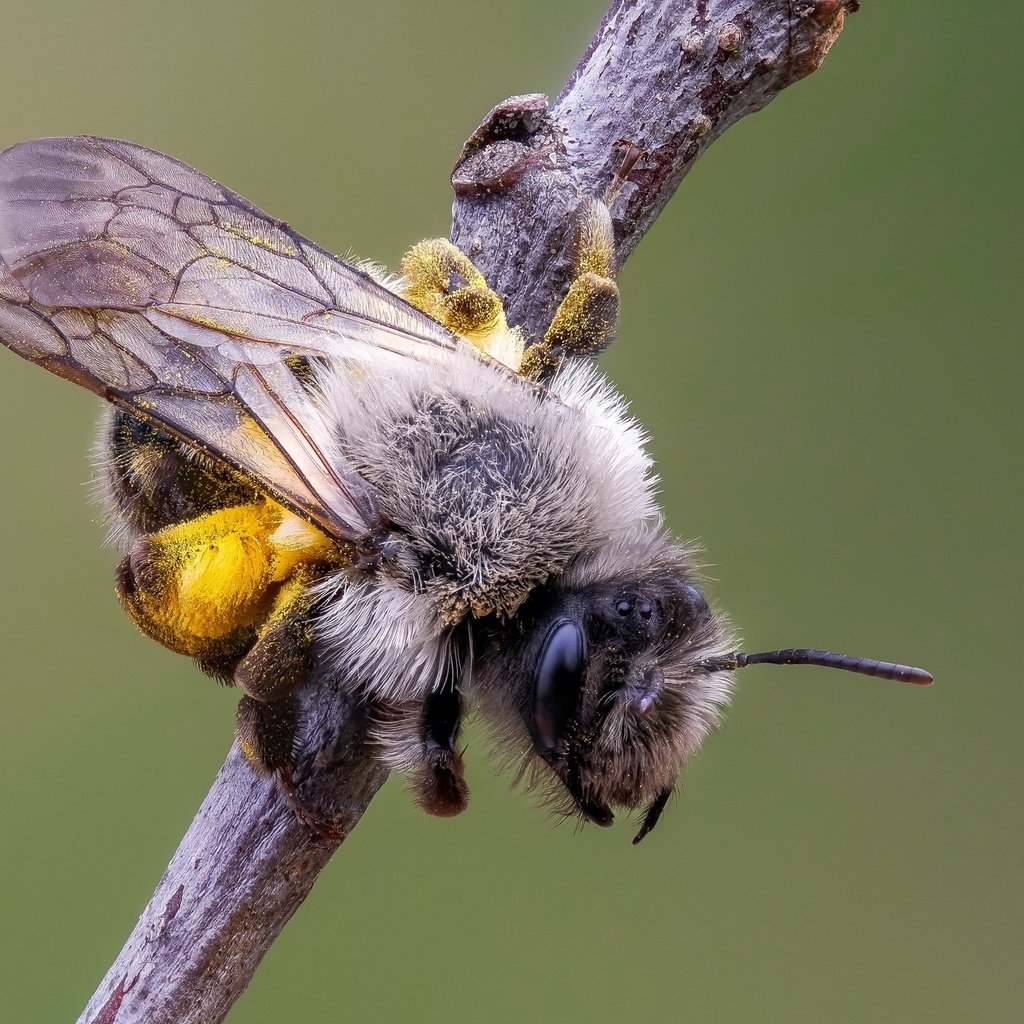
[237,687,348,843]
[233,573,347,842]
[412,686,470,818]
[114,501,336,664]
[114,548,258,663]
[193,647,249,685]
[113,502,282,659]
[521,198,620,379]
[232,576,315,773]
[236,694,342,841]
[233,571,317,704]
[398,238,524,369]
[235,693,299,781]
[372,687,470,818]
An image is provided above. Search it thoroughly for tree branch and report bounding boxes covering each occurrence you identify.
[452,0,857,341]
[78,2,856,1021]
[80,684,387,1024]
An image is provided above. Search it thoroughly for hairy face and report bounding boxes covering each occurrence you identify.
[471,532,734,840]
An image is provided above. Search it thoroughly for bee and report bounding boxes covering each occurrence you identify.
[0,136,931,843]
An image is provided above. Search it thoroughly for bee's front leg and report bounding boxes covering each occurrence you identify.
[416,686,470,818]
[520,198,620,378]
[372,686,470,819]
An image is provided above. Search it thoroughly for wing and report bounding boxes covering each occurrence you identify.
[0,135,459,544]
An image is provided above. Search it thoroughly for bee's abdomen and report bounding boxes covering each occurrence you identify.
[101,410,259,535]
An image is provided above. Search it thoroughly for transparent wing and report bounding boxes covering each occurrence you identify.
[0,135,459,543]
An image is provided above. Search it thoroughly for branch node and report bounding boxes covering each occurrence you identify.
[717,22,744,54]
[789,0,860,80]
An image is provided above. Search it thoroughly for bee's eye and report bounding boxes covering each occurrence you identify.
[533,620,587,753]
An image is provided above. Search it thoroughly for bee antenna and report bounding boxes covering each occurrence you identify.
[700,648,933,685]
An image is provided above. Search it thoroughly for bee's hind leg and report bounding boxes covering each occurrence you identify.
[232,573,349,841]
[235,693,299,784]
[230,571,311,778]
[234,693,344,841]
[233,571,318,704]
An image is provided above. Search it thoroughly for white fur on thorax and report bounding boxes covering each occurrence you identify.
[316,343,659,543]
[545,356,661,535]
[310,343,662,701]
[312,574,457,700]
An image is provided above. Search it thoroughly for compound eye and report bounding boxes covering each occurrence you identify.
[533,620,587,753]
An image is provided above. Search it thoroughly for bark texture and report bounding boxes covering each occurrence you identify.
[79,2,857,1021]
[80,683,386,1024]
[451,0,857,342]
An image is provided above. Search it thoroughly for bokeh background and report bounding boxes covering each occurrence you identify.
[0,2,1019,1022]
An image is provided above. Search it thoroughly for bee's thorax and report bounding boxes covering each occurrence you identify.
[318,347,659,629]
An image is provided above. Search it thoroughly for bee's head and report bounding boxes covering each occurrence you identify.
[474,532,734,843]
[474,530,933,843]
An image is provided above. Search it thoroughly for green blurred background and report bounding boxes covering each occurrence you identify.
[0,2,1019,1021]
